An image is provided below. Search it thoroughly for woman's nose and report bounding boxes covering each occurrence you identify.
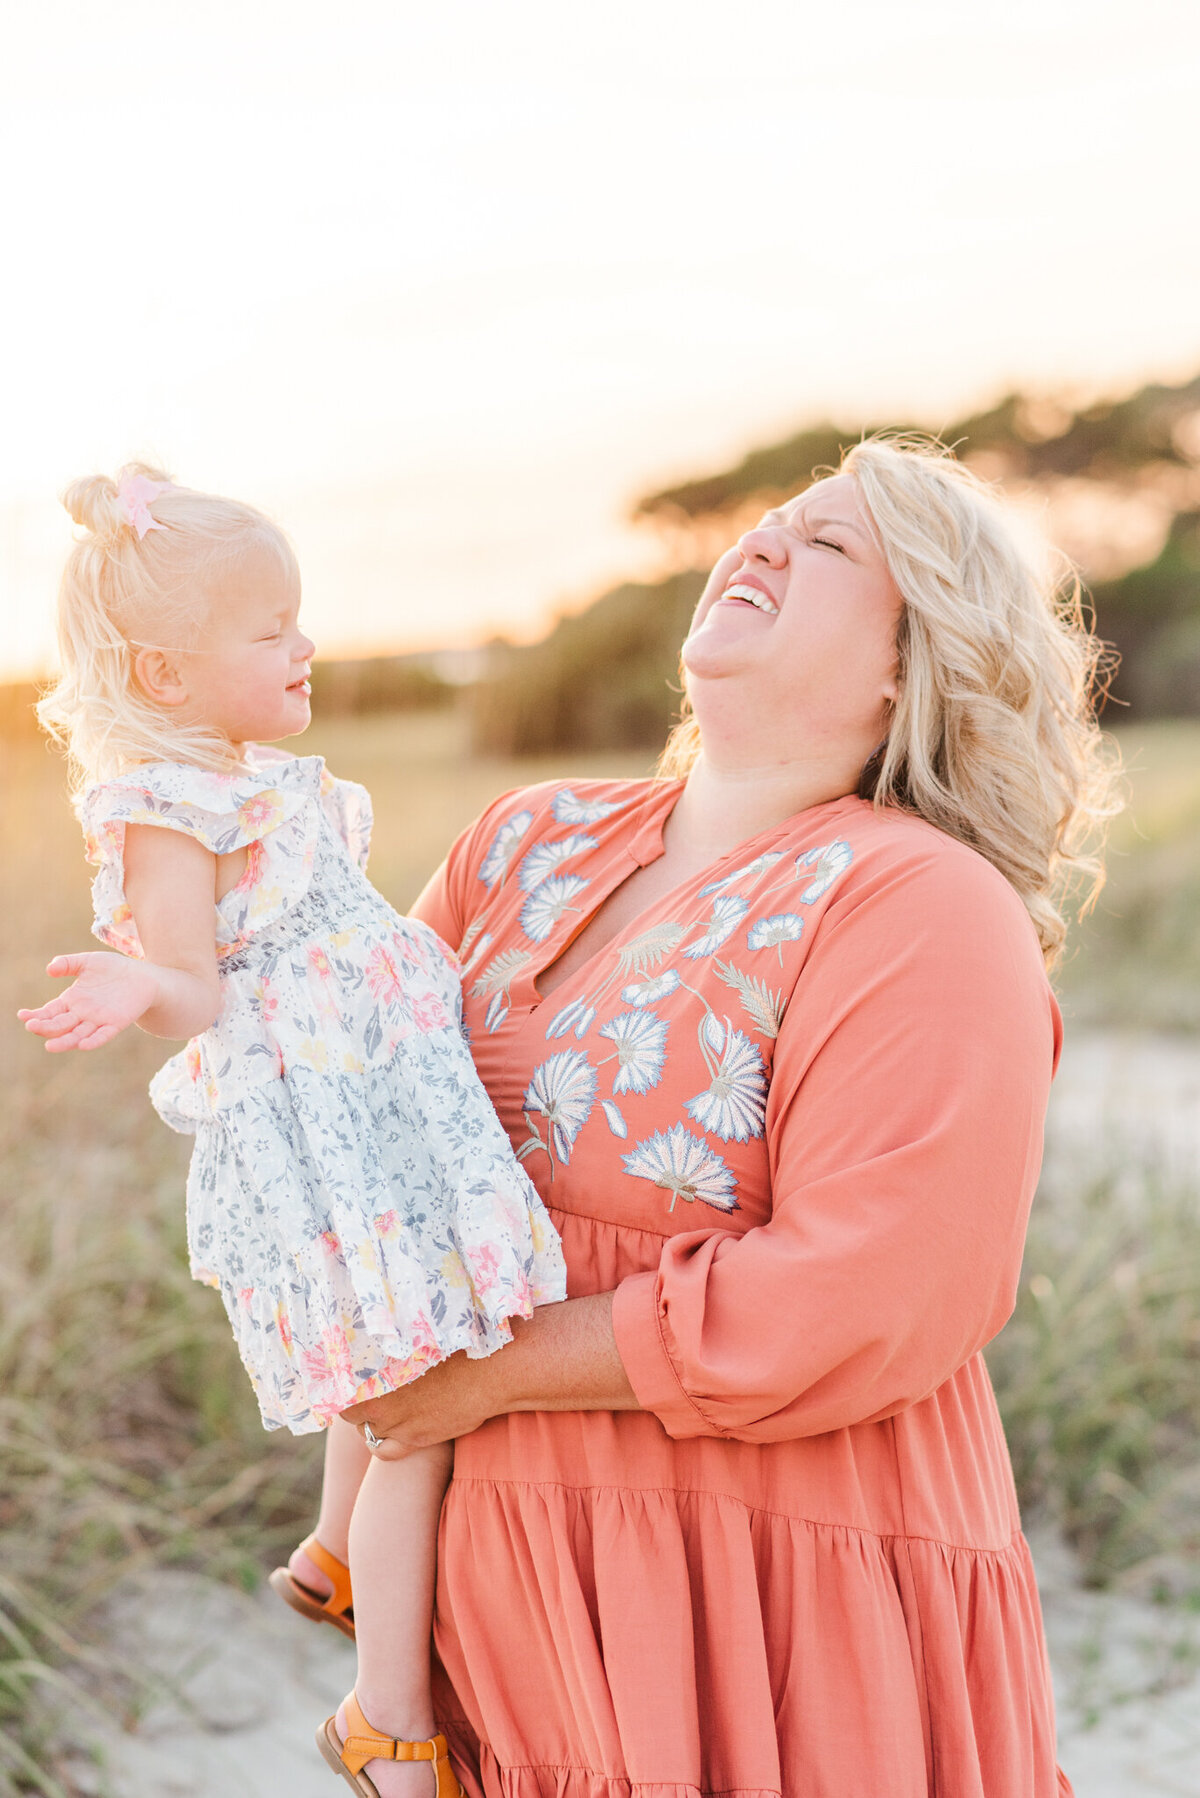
[736,525,787,567]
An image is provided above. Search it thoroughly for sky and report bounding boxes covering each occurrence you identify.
[2,0,1200,678]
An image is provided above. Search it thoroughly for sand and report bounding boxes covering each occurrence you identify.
[50,1532,1199,1798]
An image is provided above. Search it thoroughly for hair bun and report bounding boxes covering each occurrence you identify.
[62,474,120,536]
[62,463,174,538]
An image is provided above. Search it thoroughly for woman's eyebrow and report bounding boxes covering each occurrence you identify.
[796,514,868,539]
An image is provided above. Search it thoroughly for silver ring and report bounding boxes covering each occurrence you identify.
[362,1422,384,1451]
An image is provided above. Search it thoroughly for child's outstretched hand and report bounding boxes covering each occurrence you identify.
[17,952,160,1052]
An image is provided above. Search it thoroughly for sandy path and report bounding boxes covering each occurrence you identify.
[55,1535,1199,1798]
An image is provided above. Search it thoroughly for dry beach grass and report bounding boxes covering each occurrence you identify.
[1,709,1198,1794]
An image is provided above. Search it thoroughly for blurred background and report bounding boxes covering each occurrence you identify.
[3,2,1200,1793]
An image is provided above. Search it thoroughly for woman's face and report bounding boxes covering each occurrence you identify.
[681,473,903,771]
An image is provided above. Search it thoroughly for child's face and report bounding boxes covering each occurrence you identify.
[178,545,316,746]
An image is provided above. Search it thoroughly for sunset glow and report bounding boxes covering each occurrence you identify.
[3,0,1199,677]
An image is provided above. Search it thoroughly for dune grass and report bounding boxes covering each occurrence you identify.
[1,709,1197,1790]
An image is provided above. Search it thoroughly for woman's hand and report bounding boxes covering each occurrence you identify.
[18,951,161,1051]
[342,1292,641,1459]
[341,1346,507,1459]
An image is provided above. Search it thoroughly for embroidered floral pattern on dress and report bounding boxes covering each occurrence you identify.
[622,970,681,1007]
[796,839,854,902]
[698,851,785,897]
[622,1123,739,1212]
[550,788,626,825]
[597,1009,669,1095]
[456,783,860,1214]
[478,808,534,890]
[684,1019,768,1142]
[520,874,591,944]
[747,912,806,963]
[82,755,566,1435]
[471,946,533,1034]
[681,894,750,959]
[521,1050,597,1168]
[517,834,599,892]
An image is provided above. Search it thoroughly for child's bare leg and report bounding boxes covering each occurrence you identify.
[289,1415,370,1593]
[336,1441,454,1797]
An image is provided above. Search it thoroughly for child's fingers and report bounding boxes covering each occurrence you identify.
[26,1006,86,1038]
[18,995,71,1024]
[46,953,89,979]
[22,1012,74,1037]
[43,1018,101,1053]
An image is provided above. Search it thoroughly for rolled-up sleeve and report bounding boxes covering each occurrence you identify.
[612,840,1062,1443]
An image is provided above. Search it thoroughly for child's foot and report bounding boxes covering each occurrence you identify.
[269,1533,355,1639]
[289,1541,334,1599]
[333,1697,442,1797]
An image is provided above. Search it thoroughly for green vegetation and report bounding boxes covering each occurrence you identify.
[634,372,1200,518]
[470,571,704,757]
[474,365,1200,754]
[2,706,1197,1787]
[1057,721,1200,1030]
[989,1168,1200,1592]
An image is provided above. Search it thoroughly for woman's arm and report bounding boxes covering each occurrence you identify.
[341,1291,638,1456]
[362,830,1059,1454]
[19,824,221,1049]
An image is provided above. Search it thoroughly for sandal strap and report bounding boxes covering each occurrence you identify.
[298,1532,354,1616]
[339,1693,449,1779]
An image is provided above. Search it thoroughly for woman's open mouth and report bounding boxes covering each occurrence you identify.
[719,582,778,616]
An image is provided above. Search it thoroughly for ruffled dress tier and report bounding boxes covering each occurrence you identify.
[414,779,1073,1798]
[81,752,565,1433]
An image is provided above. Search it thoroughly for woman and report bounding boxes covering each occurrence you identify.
[331,436,1113,1796]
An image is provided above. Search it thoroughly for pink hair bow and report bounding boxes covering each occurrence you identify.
[116,471,171,540]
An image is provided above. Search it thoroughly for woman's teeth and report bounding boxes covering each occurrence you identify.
[721,583,778,615]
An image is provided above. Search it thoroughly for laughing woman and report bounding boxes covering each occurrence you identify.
[300,436,1115,1797]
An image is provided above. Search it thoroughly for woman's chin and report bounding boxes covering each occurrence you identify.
[681,627,759,683]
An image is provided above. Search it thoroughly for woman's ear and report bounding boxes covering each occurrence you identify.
[133,646,191,709]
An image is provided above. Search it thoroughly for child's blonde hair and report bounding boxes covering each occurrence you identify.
[659,434,1122,968]
[37,463,298,800]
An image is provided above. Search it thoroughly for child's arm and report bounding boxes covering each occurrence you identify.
[18,824,222,1051]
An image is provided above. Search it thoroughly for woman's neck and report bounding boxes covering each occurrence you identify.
[668,750,858,864]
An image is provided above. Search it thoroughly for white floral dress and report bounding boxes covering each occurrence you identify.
[80,752,566,1434]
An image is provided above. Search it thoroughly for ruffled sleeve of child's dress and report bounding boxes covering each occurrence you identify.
[316,765,373,872]
[80,757,324,958]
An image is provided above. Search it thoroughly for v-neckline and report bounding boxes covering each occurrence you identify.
[524,786,864,1014]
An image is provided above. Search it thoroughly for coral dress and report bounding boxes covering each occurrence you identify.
[80,752,566,1434]
[414,778,1073,1798]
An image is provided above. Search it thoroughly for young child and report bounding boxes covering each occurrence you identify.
[20,467,567,1798]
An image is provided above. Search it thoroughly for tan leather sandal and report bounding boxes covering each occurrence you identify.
[317,1692,463,1797]
[268,1532,356,1640]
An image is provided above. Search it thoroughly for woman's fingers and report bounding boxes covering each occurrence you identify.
[362,1432,411,1461]
[343,1349,494,1451]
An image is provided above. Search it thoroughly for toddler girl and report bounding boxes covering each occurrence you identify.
[20,467,567,1798]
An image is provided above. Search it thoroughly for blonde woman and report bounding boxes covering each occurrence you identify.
[289,436,1113,1797]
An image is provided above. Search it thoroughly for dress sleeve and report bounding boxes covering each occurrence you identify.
[611,837,1063,1443]
[318,767,373,873]
[408,785,541,953]
[80,762,317,957]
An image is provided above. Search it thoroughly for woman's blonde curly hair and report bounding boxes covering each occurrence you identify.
[37,463,297,803]
[659,434,1122,968]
